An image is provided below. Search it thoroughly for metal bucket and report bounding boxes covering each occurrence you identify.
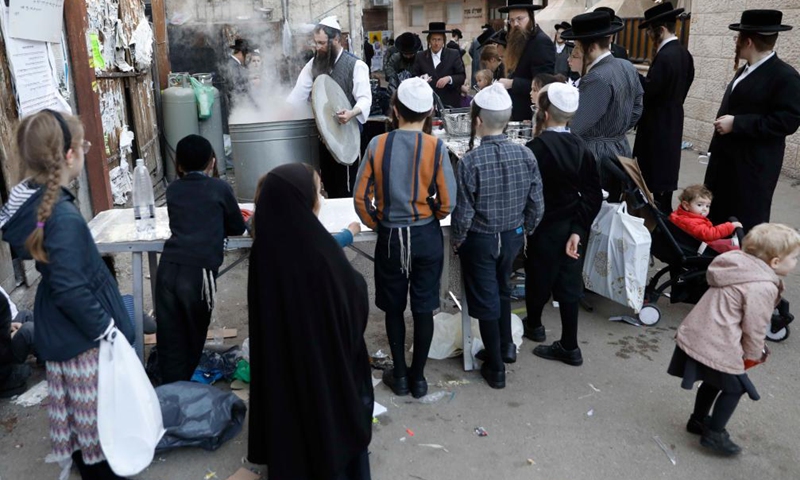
[229,119,320,202]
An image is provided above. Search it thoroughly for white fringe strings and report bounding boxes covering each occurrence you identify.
[397,226,412,277]
[201,268,216,311]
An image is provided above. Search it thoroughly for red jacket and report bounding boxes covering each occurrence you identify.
[669,207,736,243]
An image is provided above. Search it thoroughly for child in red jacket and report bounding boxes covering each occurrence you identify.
[669,185,742,253]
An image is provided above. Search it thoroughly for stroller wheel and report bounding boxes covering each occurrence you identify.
[766,325,790,343]
[639,304,661,326]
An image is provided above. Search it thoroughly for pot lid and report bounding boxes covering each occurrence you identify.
[311,75,360,166]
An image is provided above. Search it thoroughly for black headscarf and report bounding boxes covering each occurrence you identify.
[247,164,373,478]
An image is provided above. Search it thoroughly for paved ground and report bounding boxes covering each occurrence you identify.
[2,146,799,480]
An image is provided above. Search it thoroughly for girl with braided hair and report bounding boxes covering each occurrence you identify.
[1,110,133,479]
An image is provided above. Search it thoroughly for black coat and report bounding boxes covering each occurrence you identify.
[611,43,629,60]
[633,40,695,193]
[704,54,800,231]
[413,47,466,108]
[508,27,555,121]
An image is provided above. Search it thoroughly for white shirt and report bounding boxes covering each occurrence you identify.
[546,126,570,133]
[287,49,373,124]
[230,54,243,66]
[556,43,566,54]
[731,51,775,92]
[586,51,613,73]
[432,49,442,68]
[0,286,17,320]
[657,36,678,54]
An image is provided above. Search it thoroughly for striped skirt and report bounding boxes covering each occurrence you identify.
[46,347,106,465]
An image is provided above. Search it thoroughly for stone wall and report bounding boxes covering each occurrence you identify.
[393,0,488,52]
[684,0,800,177]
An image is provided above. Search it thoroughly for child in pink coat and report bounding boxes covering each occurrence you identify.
[668,223,800,456]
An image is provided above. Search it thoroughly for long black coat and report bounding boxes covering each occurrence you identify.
[704,54,800,231]
[413,47,466,108]
[508,27,555,121]
[633,40,694,193]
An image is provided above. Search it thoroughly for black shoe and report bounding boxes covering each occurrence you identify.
[523,318,546,342]
[409,376,428,399]
[0,364,32,399]
[382,368,409,396]
[475,349,488,362]
[480,362,505,389]
[501,343,517,364]
[533,341,583,366]
[700,428,742,456]
[687,414,710,435]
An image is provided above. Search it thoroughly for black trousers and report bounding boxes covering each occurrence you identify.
[72,451,125,479]
[155,261,214,384]
[319,139,359,199]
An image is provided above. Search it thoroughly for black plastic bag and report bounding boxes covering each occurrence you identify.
[155,381,247,452]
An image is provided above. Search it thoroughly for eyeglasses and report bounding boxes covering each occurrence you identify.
[508,15,528,26]
[82,140,91,154]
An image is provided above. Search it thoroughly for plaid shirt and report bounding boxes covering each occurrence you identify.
[452,135,544,245]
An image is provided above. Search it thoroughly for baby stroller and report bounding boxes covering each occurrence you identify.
[612,156,794,342]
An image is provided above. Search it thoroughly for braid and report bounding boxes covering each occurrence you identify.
[25,153,64,263]
[468,103,481,152]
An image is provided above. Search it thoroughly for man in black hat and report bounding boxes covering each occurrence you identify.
[412,22,466,108]
[554,22,573,77]
[562,12,642,197]
[704,9,800,232]
[496,1,555,121]
[470,24,495,86]
[633,2,694,214]
[448,28,465,55]
[226,38,252,108]
[385,32,423,96]
[593,7,629,60]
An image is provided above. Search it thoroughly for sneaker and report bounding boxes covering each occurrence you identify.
[382,368,409,396]
[0,364,32,399]
[480,362,505,389]
[532,341,583,366]
[700,428,742,456]
[687,414,710,435]
[522,318,546,342]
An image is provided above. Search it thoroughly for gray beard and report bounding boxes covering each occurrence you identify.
[312,45,337,79]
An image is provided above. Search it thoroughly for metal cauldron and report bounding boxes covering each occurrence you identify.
[229,119,320,202]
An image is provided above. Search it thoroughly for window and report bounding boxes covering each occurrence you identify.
[410,5,425,27]
[446,2,463,24]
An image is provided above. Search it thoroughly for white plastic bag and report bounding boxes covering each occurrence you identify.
[97,324,165,476]
[582,202,652,312]
[427,312,524,360]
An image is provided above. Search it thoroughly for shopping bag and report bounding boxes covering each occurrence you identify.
[97,323,165,476]
[582,202,651,312]
[427,312,524,359]
[189,76,215,120]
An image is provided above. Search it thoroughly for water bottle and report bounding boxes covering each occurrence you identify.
[132,159,156,239]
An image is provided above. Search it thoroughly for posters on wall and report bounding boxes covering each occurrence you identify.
[0,2,71,117]
[9,0,66,44]
[367,30,392,72]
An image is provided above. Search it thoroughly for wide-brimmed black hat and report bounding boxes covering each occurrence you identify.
[482,30,507,47]
[561,12,624,40]
[594,7,623,24]
[422,22,452,34]
[396,32,422,54]
[482,23,492,30]
[229,38,251,52]
[555,21,571,31]
[498,0,544,14]
[452,28,463,38]
[476,27,496,46]
[639,2,685,29]
[729,9,793,33]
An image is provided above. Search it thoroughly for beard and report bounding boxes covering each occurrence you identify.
[312,43,337,79]
[505,23,532,75]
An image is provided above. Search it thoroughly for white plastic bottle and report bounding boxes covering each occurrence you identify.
[132,159,156,239]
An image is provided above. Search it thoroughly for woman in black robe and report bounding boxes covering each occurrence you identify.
[247,163,373,480]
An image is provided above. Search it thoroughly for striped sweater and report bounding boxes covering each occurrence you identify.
[354,129,456,229]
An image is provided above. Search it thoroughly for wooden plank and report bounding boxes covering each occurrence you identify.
[151,0,170,90]
[64,0,113,214]
[96,79,129,171]
[126,72,163,184]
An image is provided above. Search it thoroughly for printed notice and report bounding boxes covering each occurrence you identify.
[9,0,65,44]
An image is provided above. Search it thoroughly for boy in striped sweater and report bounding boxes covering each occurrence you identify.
[354,77,457,399]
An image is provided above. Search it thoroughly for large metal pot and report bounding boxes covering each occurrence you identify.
[229,119,320,202]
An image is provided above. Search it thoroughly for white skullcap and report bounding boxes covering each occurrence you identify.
[546,82,579,113]
[398,77,434,113]
[318,16,341,31]
[473,82,512,111]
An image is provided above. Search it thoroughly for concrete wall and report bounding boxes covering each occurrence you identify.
[683,0,800,177]
[393,0,488,50]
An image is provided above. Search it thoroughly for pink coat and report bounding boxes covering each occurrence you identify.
[675,250,782,374]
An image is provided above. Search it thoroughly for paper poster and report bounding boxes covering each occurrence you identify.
[9,0,65,44]
[0,3,71,117]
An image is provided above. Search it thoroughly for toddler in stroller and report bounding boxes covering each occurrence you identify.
[669,185,742,254]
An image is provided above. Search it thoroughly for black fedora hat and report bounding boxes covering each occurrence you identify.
[229,38,251,51]
[555,21,571,31]
[476,27,496,46]
[452,28,463,38]
[561,11,624,40]
[594,6,623,24]
[729,9,793,33]
[639,2,685,29]
[498,0,544,14]
[482,30,507,47]
[396,32,422,54]
[422,22,452,34]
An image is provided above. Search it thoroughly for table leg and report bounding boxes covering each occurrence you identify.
[148,252,158,304]
[132,252,145,362]
[460,275,474,371]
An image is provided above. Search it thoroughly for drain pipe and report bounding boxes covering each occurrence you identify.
[348,0,357,54]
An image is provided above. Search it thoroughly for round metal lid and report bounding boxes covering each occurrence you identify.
[311,74,360,166]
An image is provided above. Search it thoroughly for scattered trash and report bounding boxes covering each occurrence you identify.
[552,301,560,308]
[372,349,388,359]
[419,444,449,453]
[205,470,218,480]
[587,409,594,417]
[698,154,709,165]
[232,360,250,384]
[588,383,601,393]
[406,428,415,437]
[448,291,462,310]
[653,435,677,465]
[526,458,535,466]
[12,380,47,407]
[436,379,470,388]
[609,315,643,327]
[474,427,488,437]
[370,354,394,371]
[418,391,452,404]
[681,141,693,150]
[373,402,387,417]
[372,418,380,425]
[399,437,407,443]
